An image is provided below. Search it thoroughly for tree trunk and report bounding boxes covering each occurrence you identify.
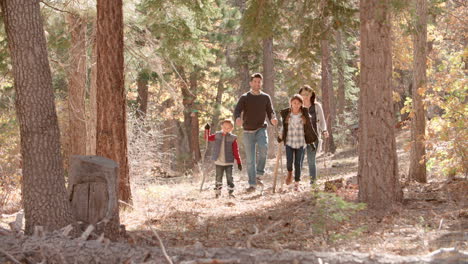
[87,27,97,155]
[263,37,276,159]
[320,37,336,153]
[136,69,149,120]
[206,78,225,159]
[409,0,427,183]
[236,0,250,97]
[358,0,402,209]
[96,0,131,204]
[189,71,201,163]
[336,30,346,125]
[67,14,87,158]
[180,69,201,168]
[0,0,74,233]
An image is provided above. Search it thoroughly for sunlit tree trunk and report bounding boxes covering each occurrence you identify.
[236,0,250,96]
[321,37,336,153]
[336,30,346,125]
[358,0,402,209]
[96,0,131,204]
[189,71,201,163]
[1,0,74,233]
[263,37,276,158]
[87,27,97,155]
[67,14,87,157]
[409,0,427,183]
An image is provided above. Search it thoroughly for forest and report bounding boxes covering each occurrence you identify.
[0,0,466,263]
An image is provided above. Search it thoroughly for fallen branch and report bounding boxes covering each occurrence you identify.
[0,248,21,264]
[246,220,283,248]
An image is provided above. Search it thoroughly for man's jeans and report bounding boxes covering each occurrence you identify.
[301,142,318,183]
[285,145,305,182]
[243,128,268,186]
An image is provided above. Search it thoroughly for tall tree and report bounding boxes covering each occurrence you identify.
[96,0,131,203]
[67,14,87,157]
[358,0,402,209]
[408,0,427,183]
[87,30,97,155]
[236,0,251,96]
[0,0,74,233]
[263,37,276,158]
[320,36,337,153]
[336,30,346,125]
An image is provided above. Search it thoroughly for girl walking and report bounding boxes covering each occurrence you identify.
[278,94,317,190]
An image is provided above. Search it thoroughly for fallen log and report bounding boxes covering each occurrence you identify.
[0,229,466,264]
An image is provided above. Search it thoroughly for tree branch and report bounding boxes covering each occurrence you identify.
[40,0,75,16]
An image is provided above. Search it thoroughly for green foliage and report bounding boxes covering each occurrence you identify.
[426,62,467,177]
[310,191,366,242]
[138,0,220,69]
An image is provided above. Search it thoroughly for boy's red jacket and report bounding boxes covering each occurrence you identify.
[205,129,241,165]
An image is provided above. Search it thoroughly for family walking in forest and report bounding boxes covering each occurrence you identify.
[205,73,328,197]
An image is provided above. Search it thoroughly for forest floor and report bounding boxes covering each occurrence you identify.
[121,130,468,257]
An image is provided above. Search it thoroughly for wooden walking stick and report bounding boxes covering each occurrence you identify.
[272,143,282,193]
[199,125,210,192]
[272,127,282,193]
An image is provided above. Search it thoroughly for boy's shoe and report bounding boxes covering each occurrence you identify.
[228,193,236,198]
[245,186,256,193]
[286,171,293,185]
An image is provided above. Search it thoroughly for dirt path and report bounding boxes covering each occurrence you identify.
[123,130,467,255]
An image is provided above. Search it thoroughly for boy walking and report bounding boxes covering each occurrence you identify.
[204,119,242,198]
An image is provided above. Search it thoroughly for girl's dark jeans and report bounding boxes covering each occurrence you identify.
[285,145,305,182]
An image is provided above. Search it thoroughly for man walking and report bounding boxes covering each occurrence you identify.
[234,73,278,192]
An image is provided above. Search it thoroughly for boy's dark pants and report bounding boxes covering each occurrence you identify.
[215,165,234,194]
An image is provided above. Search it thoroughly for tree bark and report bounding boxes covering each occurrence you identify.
[409,0,427,183]
[180,69,201,167]
[189,71,201,163]
[0,0,74,233]
[320,37,336,153]
[236,0,250,97]
[96,0,131,204]
[336,30,346,125]
[87,27,97,155]
[262,37,276,158]
[67,14,87,158]
[136,69,149,120]
[358,0,402,209]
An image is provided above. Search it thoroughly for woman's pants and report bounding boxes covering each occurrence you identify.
[285,145,304,182]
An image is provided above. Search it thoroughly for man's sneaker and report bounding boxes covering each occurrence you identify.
[245,186,256,193]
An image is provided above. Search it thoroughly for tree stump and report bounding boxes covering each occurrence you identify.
[68,155,121,240]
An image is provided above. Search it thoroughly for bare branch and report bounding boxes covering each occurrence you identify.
[40,0,75,16]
